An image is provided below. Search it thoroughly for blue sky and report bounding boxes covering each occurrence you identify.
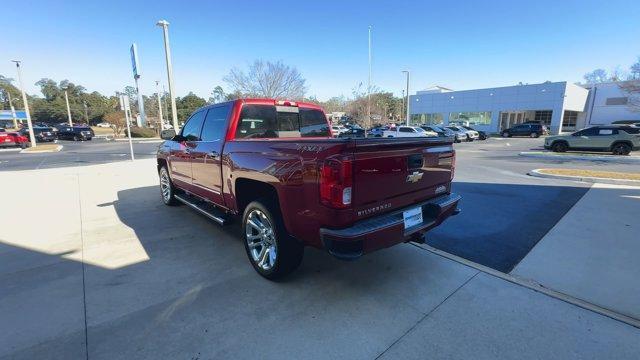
[2,0,639,101]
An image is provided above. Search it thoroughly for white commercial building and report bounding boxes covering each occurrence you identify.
[408,81,639,135]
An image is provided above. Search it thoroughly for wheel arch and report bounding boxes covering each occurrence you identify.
[234,178,279,216]
[610,140,633,150]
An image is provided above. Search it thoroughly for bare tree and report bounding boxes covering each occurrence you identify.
[629,57,640,80]
[618,80,640,112]
[103,111,127,137]
[583,69,609,84]
[224,60,306,99]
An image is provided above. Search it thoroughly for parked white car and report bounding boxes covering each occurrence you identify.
[447,125,479,141]
[96,122,112,128]
[331,125,349,137]
[383,126,438,138]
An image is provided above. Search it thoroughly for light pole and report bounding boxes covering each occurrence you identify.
[155,80,164,134]
[402,70,410,125]
[130,43,146,127]
[11,60,36,146]
[118,92,135,161]
[162,84,169,123]
[6,90,18,129]
[367,25,372,129]
[401,89,405,123]
[63,89,73,126]
[156,20,179,131]
[83,101,89,123]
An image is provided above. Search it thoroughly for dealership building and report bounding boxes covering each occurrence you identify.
[408,81,639,134]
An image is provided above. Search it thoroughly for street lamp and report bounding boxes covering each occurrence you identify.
[402,70,410,125]
[155,80,164,134]
[4,90,19,129]
[11,60,36,147]
[156,19,179,131]
[401,89,405,123]
[62,87,73,126]
[83,101,89,123]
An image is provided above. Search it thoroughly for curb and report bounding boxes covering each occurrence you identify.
[20,145,64,154]
[528,169,640,186]
[0,148,22,153]
[414,243,640,330]
[114,137,162,141]
[519,151,640,164]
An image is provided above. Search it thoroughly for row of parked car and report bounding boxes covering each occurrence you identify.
[365,124,487,142]
[0,124,95,148]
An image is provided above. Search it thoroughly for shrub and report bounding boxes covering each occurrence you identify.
[129,127,158,138]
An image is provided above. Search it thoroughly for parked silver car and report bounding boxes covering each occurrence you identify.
[446,125,474,142]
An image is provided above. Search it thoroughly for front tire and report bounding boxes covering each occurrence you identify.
[551,141,568,153]
[502,131,510,138]
[242,199,303,280]
[612,143,631,156]
[159,166,179,206]
[530,132,539,138]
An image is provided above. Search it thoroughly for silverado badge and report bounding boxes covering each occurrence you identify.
[406,171,424,183]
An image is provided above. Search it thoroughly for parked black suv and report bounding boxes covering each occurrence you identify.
[56,126,94,141]
[501,123,547,138]
[20,126,56,142]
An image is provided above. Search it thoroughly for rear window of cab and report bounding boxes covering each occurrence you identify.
[235,105,330,139]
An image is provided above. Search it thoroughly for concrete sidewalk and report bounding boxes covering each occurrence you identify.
[1,160,639,359]
[513,183,640,321]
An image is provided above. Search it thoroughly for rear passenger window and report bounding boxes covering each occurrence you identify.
[235,105,330,139]
[181,110,206,141]
[201,105,231,141]
[598,129,615,135]
[300,109,330,137]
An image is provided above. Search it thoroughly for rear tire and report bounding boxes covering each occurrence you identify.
[159,166,179,206]
[611,142,631,156]
[242,198,303,280]
[551,141,568,153]
[530,132,539,138]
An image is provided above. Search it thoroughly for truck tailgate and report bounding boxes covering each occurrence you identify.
[350,137,454,213]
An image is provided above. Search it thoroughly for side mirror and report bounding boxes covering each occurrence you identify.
[161,129,176,140]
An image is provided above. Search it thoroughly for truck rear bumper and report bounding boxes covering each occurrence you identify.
[320,193,461,260]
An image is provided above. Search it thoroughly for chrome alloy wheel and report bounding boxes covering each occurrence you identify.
[160,168,171,202]
[245,209,277,271]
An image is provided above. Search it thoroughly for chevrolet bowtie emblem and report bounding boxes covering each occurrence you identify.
[406,171,424,183]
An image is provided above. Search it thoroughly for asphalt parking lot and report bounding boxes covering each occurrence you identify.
[1,136,640,359]
[0,139,160,171]
[428,137,637,271]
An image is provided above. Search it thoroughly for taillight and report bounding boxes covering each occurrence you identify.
[451,151,456,180]
[275,100,298,107]
[320,156,352,209]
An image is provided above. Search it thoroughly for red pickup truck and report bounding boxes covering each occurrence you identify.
[157,99,460,279]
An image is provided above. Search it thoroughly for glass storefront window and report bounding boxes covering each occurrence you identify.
[410,113,443,125]
[534,110,553,126]
[562,110,578,128]
[448,111,492,125]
